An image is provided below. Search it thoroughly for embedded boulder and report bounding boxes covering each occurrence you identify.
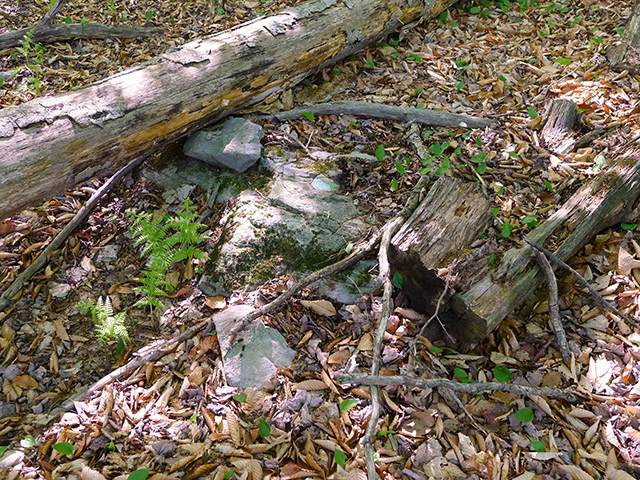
[198,149,367,296]
[183,117,264,173]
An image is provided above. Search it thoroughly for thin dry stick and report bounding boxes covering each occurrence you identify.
[532,249,571,364]
[49,320,208,418]
[338,374,581,402]
[363,216,405,480]
[37,0,66,28]
[417,259,458,342]
[0,155,148,313]
[523,236,640,329]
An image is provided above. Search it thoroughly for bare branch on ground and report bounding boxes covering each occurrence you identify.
[524,236,640,329]
[261,101,497,129]
[0,23,163,50]
[532,248,571,364]
[338,373,582,401]
[0,155,148,313]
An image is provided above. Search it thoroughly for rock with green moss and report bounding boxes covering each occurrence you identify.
[199,178,367,295]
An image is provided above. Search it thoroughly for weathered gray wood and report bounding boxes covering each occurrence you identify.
[0,23,163,49]
[607,0,640,73]
[0,0,457,220]
[541,98,579,156]
[389,177,492,315]
[450,145,640,343]
[265,101,496,129]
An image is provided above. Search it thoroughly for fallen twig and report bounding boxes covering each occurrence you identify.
[0,155,148,313]
[37,0,66,29]
[48,319,208,419]
[363,214,404,480]
[523,236,640,329]
[0,23,163,50]
[532,249,571,364]
[262,101,497,129]
[338,373,581,401]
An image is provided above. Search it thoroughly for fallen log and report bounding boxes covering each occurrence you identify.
[263,101,496,130]
[0,23,164,50]
[0,0,457,220]
[449,143,640,343]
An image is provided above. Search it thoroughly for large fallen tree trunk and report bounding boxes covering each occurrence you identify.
[0,0,459,220]
[449,144,640,343]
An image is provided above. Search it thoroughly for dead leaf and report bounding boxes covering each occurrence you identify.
[300,299,337,317]
[293,379,328,391]
[12,374,38,389]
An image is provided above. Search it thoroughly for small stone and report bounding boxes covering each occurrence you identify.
[311,175,340,192]
[184,117,264,172]
[96,245,119,263]
[2,364,23,381]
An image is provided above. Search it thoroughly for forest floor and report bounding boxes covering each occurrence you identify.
[1,0,640,479]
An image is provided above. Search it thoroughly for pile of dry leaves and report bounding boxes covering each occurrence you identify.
[2,0,640,479]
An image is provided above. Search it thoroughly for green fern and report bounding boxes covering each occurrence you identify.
[76,297,129,344]
[127,198,207,309]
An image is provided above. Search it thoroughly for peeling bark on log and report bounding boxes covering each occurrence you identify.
[607,0,640,73]
[0,23,163,50]
[449,145,640,343]
[541,98,580,156]
[0,0,457,220]
[389,177,492,315]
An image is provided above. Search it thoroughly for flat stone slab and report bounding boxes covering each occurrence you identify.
[184,117,264,172]
[211,305,295,389]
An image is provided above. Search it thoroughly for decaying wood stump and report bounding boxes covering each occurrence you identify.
[389,177,492,315]
[541,98,580,156]
[449,145,640,343]
[607,0,640,73]
[0,0,458,220]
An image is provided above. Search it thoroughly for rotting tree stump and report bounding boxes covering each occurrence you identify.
[449,144,640,343]
[389,176,492,315]
[0,0,459,220]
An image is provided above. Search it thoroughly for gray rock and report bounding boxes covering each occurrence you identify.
[199,182,367,296]
[50,283,72,299]
[143,155,259,207]
[184,117,264,172]
[313,259,381,304]
[211,305,295,389]
[311,174,340,192]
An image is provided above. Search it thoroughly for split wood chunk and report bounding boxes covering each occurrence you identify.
[0,0,457,220]
[389,177,492,316]
[541,98,580,156]
[450,146,640,343]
